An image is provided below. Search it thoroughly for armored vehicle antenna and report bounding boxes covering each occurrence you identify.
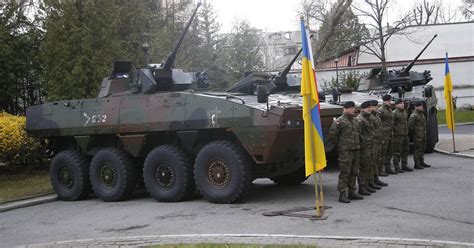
[401,34,437,74]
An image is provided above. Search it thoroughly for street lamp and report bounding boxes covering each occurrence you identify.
[334,58,339,85]
[141,32,150,67]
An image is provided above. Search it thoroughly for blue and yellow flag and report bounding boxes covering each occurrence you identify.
[444,53,455,131]
[300,19,326,176]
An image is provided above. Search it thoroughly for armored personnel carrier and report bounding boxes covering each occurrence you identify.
[326,35,439,152]
[26,4,342,204]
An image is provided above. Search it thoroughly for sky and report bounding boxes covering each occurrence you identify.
[206,0,466,33]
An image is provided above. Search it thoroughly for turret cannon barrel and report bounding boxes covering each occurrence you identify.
[401,34,437,74]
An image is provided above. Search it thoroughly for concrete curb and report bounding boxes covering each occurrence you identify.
[434,147,474,158]
[438,122,474,127]
[20,234,474,247]
[0,194,57,213]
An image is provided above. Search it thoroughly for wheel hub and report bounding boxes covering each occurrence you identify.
[155,163,175,189]
[58,166,73,188]
[99,162,117,189]
[207,158,230,189]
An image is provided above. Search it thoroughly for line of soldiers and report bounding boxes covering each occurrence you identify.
[329,94,432,203]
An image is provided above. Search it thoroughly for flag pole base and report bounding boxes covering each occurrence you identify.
[262,206,331,220]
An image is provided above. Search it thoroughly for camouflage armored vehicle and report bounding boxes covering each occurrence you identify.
[26,4,342,204]
[326,35,439,152]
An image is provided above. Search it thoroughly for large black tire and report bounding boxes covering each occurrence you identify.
[49,150,91,201]
[425,111,438,153]
[194,140,253,204]
[90,148,137,202]
[271,166,308,186]
[143,145,194,202]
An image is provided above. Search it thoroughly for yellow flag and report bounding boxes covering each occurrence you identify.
[444,53,455,131]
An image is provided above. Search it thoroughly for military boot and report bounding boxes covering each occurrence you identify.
[402,165,413,172]
[379,170,388,177]
[395,166,404,173]
[348,191,364,200]
[386,166,397,175]
[358,186,371,196]
[422,162,431,168]
[366,185,377,193]
[339,192,350,203]
[375,179,388,187]
[414,163,424,169]
[369,182,382,190]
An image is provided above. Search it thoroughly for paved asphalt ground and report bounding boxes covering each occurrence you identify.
[1,126,473,247]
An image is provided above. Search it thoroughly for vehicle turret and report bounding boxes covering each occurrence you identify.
[358,34,437,92]
[98,2,202,98]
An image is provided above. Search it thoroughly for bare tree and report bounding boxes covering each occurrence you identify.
[352,0,413,73]
[299,0,353,61]
[412,0,441,25]
[298,0,330,29]
[460,0,473,20]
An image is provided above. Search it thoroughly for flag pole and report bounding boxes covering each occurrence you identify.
[449,94,456,152]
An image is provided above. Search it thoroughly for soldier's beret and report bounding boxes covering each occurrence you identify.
[361,100,371,109]
[382,94,392,101]
[394,99,403,104]
[414,101,423,106]
[343,101,355,108]
[370,100,379,106]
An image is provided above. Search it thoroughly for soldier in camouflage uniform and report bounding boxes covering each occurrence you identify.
[408,101,432,169]
[370,100,388,187]
[329,101,364,203]
[392,99,414,173]
[378,95,396,175]
[356,100,375,196]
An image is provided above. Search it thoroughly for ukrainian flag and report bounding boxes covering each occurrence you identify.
[300,18,326,176]
[444,53,455,131]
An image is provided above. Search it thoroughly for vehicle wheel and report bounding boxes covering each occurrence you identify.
[90,148,137,201]
[271,166,308,185]
[425,111,438,153]
[194,140,253,204]
[50,150,91,201]
[143,145,194,202]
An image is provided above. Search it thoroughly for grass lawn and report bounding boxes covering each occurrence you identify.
[0,170,52,203]
[437,110,474,125]
[149,244,316,248]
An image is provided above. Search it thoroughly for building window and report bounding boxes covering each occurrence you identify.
[348,56,352,66]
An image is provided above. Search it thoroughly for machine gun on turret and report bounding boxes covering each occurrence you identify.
[98,2,201,97]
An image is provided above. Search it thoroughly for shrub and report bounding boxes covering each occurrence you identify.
[0,112,45,170]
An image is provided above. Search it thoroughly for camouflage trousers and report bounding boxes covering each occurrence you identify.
[369,141,383,181]
[414,136,426,165]
[382,134,394,170]
[337,150,359,193]
[392,135,409,169]
[358,147,372,187]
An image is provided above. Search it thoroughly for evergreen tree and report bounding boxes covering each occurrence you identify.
[0,1,43,114]
[217,20,264,89]
[40,0,123,101]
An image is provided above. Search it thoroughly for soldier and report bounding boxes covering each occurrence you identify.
[329,101,364,203]
[378,95,395,175]
[409,101,432,169]
[370,100,388,187]
[392,99,414,172]
[356,100,376,196]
